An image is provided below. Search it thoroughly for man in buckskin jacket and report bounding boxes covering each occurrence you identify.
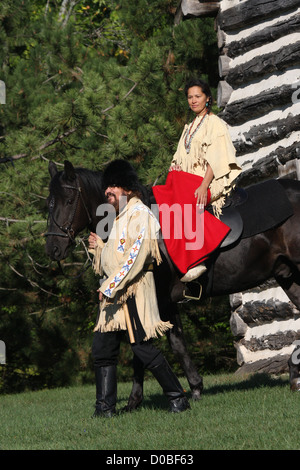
[88,159,190,417]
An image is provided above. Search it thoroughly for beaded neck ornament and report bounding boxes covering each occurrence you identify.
[184,112,208,154]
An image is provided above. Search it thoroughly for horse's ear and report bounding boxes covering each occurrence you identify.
[63,160,76,181]
[49,161,58,178]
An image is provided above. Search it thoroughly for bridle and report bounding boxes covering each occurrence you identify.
[45,174,92,241]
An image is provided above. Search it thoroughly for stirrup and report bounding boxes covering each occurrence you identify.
[183,281,202,301]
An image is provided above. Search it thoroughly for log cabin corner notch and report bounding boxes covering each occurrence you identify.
[175,0,220,25]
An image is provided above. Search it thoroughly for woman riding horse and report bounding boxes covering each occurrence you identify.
[153,78,242,284]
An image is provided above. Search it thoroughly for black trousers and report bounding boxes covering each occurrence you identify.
[92,328,166,370]
[92,296,165,370]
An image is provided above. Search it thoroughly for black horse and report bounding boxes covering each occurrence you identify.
[45,160,300,408]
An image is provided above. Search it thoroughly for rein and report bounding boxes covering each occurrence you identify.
[56,236,93,279]
[45,174,92,241]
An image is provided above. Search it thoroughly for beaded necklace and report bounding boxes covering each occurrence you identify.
[184,111,208,154]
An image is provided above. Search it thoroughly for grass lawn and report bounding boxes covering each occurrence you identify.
[0,372,299,451]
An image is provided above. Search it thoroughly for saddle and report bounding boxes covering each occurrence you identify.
[206,187,246,249]
[207,179,294,249]
[155,179,294,302]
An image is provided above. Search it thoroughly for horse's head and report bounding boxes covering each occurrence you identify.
[45,160,95,261]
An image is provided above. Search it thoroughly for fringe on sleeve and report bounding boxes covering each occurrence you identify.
[89,237,105,275]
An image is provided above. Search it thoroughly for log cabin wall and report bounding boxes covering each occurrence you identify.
[177,0,300,374]
[217,0,300,184]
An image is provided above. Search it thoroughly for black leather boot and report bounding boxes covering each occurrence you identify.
[150,359,190,413]
[92,365,117,418]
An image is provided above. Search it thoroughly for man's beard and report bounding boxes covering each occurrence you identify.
[106,191,128,213]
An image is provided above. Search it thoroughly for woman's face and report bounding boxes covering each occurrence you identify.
[187,86,209,115]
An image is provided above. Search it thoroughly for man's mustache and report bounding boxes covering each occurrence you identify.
[105,192,116,200]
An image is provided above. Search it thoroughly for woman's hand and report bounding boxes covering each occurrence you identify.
[194,184,208,206]
[195,163,214,206]
[168,164,182,172]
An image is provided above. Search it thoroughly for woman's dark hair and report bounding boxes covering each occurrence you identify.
[184,78,213,112]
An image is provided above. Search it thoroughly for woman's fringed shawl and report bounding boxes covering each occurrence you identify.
[172,114,242,218]
[150,114,242,275]
[90,197,171,340]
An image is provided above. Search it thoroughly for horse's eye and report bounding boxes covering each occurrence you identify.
[67,199,73,205]
[49,197,55,211]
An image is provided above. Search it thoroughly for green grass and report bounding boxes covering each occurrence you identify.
[0,373,299,450]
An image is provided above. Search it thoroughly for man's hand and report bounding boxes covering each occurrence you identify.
[97,289,108,302]
[88,231,99,249]
[97,289,104,301]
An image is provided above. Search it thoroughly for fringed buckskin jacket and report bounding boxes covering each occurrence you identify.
[90,196,172,340]
[172,114,242,217]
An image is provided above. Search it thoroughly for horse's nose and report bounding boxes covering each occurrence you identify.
[45,236,70,260]
[47,244,62,261]
[52,245,62,260]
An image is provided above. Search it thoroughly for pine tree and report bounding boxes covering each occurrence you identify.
[0,0,221,392]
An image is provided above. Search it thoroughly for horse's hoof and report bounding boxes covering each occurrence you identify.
[191,389,202,400]
[121,396,143,413]
[290,378,300,391]
[191,384,203,400]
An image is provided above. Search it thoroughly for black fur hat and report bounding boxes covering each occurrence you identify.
[102,159,141,192]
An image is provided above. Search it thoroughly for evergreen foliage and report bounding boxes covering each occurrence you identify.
[0,0,234,394]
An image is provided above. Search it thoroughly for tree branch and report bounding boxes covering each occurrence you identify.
[1,127,77,164]
[7,262,59,297]
[59,0,81,27]
[0,217,44,224]
[1,78,138,165]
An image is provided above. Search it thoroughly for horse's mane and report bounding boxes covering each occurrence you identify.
[50,164,153,206]
[50,166,104,199]
[75,167,103,198]
[74,166,152,206]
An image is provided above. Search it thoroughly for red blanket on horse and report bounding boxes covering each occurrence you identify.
[152,171,230,274]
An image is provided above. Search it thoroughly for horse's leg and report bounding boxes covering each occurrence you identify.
[288,348,300,391]
[122,354,145,411]
[275,261,300,391]
[166,303,203,400]
[152,240,203,398]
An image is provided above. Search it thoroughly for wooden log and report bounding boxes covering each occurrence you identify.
[241,330,300,352]
[180,0,220,18]
[230,311,248,338]
[245,279,279,292]
[217,80,233,107]
[235,355,290,374]
[226,41,300,87]
[235,341,295,367]
[217,24,226,49]
[236,300,297,326]
[278,158,300,180]
[236,142,300,186]
[220,84,296,126]
[226,13,300,59]
[230,292,243,310]
[217,0,300,32]
[233,114,300,156]
[218,54,231,77]
[269,140,300,166]
[235,156,280,185]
